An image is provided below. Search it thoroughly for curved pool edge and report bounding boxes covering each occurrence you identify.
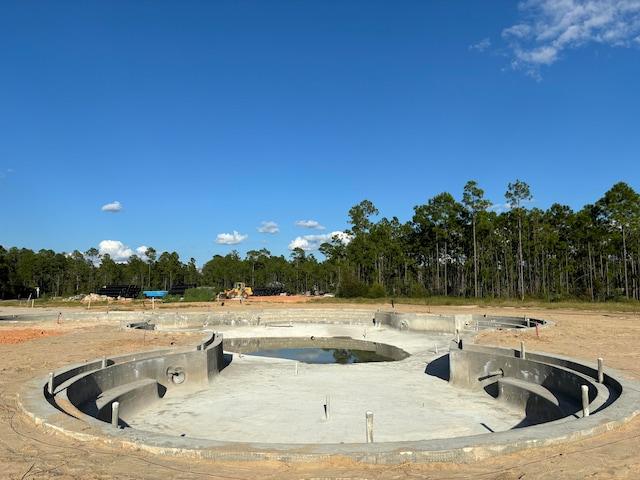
[15,309,640,464]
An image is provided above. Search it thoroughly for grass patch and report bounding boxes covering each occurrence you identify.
[306,296,640,312]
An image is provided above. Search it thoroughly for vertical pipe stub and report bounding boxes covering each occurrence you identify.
[581,385,590,417]
[598,358,604,383]
[112,401,120,427]
[48,372,54,396]
[366,411,374,443]
[520,341,526,360]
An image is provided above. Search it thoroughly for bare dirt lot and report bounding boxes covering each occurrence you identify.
[2,299,640,479]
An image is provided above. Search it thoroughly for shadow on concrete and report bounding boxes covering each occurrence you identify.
[510,417,535,429]
[222,353,234,369]
[425,354,450,381]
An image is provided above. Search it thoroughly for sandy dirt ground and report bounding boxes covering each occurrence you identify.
[2,298,640,479]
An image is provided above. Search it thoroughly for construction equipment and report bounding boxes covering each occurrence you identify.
[218,282,253,300]
[252,281,287,296]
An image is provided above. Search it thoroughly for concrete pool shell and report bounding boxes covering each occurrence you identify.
[18,308,640,464]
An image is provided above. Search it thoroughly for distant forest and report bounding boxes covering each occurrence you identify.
[2,180,640,302]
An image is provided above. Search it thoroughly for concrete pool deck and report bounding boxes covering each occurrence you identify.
[130,323,526,443]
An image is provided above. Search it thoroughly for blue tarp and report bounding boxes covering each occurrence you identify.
[143,290,168,298]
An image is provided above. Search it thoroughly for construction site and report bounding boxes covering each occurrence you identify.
[2,300,640,478]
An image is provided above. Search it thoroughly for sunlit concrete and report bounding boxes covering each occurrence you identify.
[131,323,525,443]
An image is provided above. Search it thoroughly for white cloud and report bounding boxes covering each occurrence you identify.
[469,37,492,52]
[135,245,150,261]
[502,0,640,77]
[288,236,323,251]
[287,231,352,252]
[101,201,123,213]
[494,197,535,212]
[98,240,135,263]
[295,220,325,230]
[332,231,353,245]
[215,230,248,245]
[489,203,507,212]
[257,221,280,234]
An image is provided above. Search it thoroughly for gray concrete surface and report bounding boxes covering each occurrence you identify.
[131,323,525,443]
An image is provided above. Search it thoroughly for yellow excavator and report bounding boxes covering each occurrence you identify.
[218,282,253,300]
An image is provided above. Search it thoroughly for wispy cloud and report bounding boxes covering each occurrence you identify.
[0,168,14,180]
[287,231,351,252]
[493,198,536,212]
[295,220,325,230]
[215,230,248,245]
[502,0,640,78]
[469,37,492,52]
[257,221,280,234]
[101,201,123,213]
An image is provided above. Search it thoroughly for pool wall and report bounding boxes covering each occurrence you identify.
[22,309,543,334]
[18,309,640,464]
[374,310,545,333]
[43,309,542,331]
[44,332,225,426]
[448,339,620,424]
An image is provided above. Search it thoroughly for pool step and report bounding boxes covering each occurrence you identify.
[497,373,613,424]
[92,378,161,424]
[498,377,573,423]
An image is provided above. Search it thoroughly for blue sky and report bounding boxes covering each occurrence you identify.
[1,1,639,267]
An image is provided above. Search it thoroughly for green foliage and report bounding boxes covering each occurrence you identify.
[161,295,180,303]
[408,282,430,298]
[547,293,565,303]
[605,288,627,302]
[3,180,640,304]
[183,287,217,302]
[337,277,370,298]
[368,283,387,298]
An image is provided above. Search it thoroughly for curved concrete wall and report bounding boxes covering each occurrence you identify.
[44,310,550,427]
[48,332,224,425]
[40,309,543,334]
[374,311,544,333]
[449,340,617,423]
[70,308,377,329]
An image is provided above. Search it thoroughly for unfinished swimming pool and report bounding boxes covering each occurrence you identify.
[18,308,640,464]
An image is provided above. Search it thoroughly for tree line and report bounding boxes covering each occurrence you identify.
[2,180,639,302]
